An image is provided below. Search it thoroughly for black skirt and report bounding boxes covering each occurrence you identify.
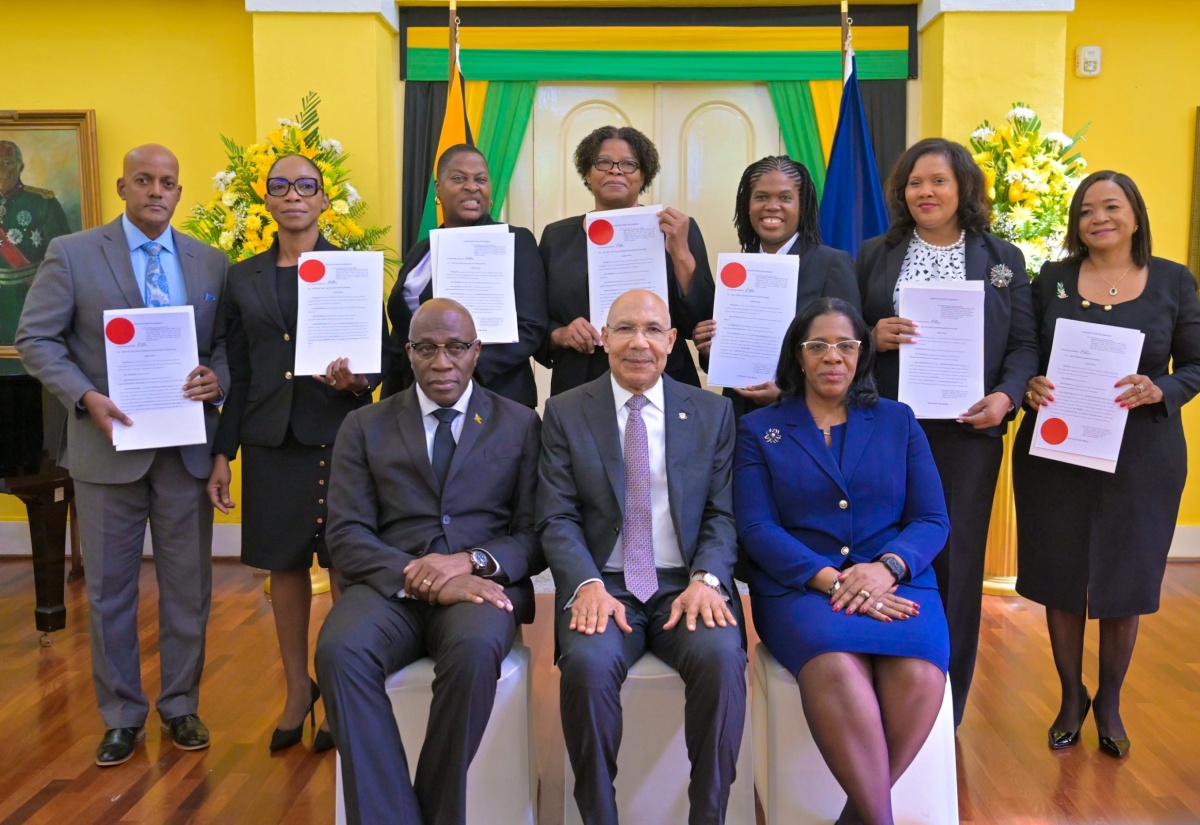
[240,433,332,571]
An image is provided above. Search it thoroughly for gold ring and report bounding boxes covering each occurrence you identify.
[1025,390,1033,399]
[422,578,433,587]
[875,602,884,611]
[1135,383,1144,393]
[859,589,871,599]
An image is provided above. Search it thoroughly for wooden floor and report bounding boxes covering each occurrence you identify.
[1,558,1199,824]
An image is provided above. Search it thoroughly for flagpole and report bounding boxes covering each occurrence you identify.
[449,0,458,81]
[840,0,849,81]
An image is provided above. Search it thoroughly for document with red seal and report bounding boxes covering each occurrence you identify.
[705,253,799,388]
[584,205,667,329]
[1029,318,1144,472]
[295,250,384,375]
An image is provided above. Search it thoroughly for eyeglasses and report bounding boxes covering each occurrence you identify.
[593,159,640,174]
[799,340,862,357]
[266,177,322,197]
[407,340,480,361]
[606,324,670,341]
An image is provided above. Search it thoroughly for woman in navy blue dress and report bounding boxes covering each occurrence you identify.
[735,298,949,825]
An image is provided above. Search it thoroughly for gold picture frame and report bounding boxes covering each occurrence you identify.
[1,109,101,361]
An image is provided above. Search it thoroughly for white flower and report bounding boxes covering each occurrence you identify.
[277,118,298,128]
[218,231,235,250]
[319,138,344,155]
[331,199,350,215]
[221,190,238,207]
[212,171,235,192]
[971,127,995,141]
[1044,131,1073,147]
[6,228,23,245]
[344,183,361,207]
[1007,106,1037,121]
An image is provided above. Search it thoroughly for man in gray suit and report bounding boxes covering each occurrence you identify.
[538,288,746,825]
[316,298,543,825]
[16,144,228,766]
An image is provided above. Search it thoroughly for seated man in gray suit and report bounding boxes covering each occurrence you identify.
[316,298,543,825]
[16,144,228,766]
[538,288,747,825]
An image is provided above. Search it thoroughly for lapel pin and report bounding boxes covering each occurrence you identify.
[764,428,781,444]
[1056,282,1068,299]
[678,412,688,420]
[474,413,483,424]
[989,264,1013,288]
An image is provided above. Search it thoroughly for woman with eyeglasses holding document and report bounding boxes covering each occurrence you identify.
[538,125,714,396]
[855,137,1038,729]
[207,153,388,753]
[1013,171,1200,759]
[381,144,547,407]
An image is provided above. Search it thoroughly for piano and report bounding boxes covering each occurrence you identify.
[0,370,79,646]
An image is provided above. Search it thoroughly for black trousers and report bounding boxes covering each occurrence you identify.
[557,569,747,825]
[316,582,517,825]
[922,421,1004,728]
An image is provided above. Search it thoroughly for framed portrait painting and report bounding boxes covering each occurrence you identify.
[0,109,101,370]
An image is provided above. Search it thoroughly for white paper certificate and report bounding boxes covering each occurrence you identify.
[897,281,985,418]
[103,307,206,452]
[295,250,384,375]
[431,225,518,344]
[705,253,800,387]
[585,205,668,329]
[1029,319,1145,472]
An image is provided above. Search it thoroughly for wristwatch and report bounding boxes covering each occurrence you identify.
[879,555,906,583]
[469,549,492,576]
[691,571,721,590]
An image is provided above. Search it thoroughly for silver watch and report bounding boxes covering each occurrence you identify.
[691,571,721,590]
[469,549,490,575]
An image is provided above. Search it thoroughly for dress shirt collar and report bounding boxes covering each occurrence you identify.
[775,232,800,255]
[416,379,475,419]
[122,213,175,254]
[610,374,664,416]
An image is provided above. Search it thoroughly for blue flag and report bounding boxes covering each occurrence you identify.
[819,48,889,259]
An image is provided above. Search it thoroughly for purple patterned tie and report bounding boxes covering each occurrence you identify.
[622,394,658,602]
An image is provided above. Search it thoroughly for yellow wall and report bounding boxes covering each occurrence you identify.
[1063,0,1200,525]
[2,0,257,524]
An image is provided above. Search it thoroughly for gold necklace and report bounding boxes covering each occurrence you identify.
[1091,264,1133,297]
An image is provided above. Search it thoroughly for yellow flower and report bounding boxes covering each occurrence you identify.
[332,200,350,215]
[218,231,235,250]
[245,214,263,233]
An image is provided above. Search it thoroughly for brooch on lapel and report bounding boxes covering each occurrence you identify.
[678,412,688,420]
[989,264,1013,288]
[764,428,781,444]
[1056,282,1068,300]
[474,413,483,424]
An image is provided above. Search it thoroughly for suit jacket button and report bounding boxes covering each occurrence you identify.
[317,517,324,525]
[838,499,848,509]
[442,515,451,525]
[284,333,291,341]
[285,371,293,380]
[840,546,850,555]
[612,526,620,535]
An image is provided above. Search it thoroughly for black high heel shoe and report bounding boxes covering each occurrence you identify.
[312,724,335,754]
[1048,686,1091,749]
[1098,734,1130,758]
[269,678,320,752]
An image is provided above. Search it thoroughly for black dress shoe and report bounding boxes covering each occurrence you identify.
[270,679,321,752]
[96,726,145,766]
[312,726,335,754]
[1048,686,1091,749]
[161,713,210,750]
[1099,735,1131,758]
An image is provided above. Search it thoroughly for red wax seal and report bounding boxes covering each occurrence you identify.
[1040,417,1069,445]
[299,259,326,283]
[720,262,748,289]
[105,317,135,345]
[587,219,614,246]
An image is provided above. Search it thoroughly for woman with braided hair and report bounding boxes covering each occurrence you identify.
[695,155,860,417]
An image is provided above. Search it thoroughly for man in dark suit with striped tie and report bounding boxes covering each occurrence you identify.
[316,299,543,825]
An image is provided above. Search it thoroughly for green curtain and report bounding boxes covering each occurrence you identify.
[768,81,828,199]
[476,81,538,218]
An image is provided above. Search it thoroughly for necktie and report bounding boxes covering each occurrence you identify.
[142,241,170,307]
[431,407,461,491]
[622,394,658,602]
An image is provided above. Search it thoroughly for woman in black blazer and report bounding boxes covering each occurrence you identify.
[381,145,547,407]
[207,154,386,752]
[1015,171,1200,758]
[856,138,1038,727]
[694,155,860,417]
[537,125,714,396]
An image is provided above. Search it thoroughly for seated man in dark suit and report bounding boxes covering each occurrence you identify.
[538,288,747,825]
[316,298,543,825]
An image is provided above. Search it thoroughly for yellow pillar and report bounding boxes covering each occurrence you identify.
[919,5,1070,594]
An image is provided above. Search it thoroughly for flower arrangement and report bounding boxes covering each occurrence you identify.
[969,103,1089,277]
[183,93,395,270]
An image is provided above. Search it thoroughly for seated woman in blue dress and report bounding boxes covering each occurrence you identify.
[734,297,950,825]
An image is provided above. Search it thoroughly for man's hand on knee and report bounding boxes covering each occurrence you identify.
[664,581,737,632]
[437,576,512,611]
[569,582,632,636]
[404,553,474,602]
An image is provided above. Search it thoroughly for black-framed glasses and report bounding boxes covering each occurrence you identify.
[266,177,322,197]
[407,340,480,361]
[593,159,640,174]
[799,340,861,357]
[605,324,670,342]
